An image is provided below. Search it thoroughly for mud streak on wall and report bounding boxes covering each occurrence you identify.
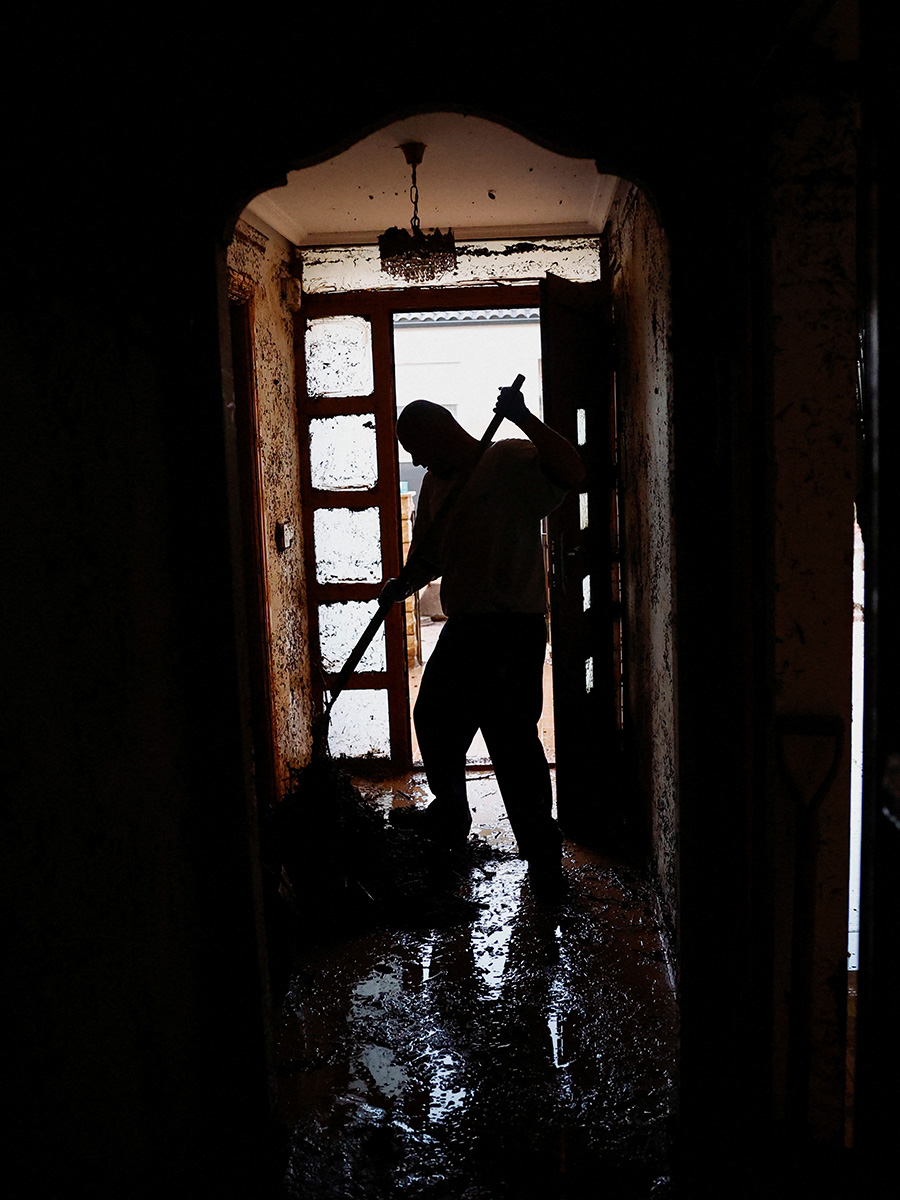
[608,183,678,953]
[228,216,312,793]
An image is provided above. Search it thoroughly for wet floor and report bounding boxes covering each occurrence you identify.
[270,771,677,1199]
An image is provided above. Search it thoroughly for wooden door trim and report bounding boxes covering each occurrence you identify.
[229,291,279,805]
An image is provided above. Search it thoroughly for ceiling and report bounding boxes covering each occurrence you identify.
[244,112,619,247]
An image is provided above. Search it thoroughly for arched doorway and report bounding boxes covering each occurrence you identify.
[229,113,675,852]
[225,110,679,1192]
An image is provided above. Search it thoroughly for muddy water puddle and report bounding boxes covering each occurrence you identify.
[273,773,676,1198]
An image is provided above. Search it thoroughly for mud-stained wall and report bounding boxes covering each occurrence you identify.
[769,44,859,1140]
[227,216,312,794]
[607,183,677,945]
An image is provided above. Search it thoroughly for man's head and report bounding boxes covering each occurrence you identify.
[396,400,478,478]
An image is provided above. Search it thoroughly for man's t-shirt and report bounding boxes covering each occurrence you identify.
[411,439,567,616]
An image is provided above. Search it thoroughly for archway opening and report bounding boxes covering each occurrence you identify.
[226,111,678,1193]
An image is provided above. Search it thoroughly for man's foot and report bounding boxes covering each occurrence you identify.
[389,803,471,851]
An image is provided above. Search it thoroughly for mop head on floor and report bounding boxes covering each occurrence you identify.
[260,757,510,944]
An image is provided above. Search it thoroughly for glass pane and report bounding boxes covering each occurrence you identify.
[314,508,382,583]
[310,413,378,491]
[328,688,390,758]
[582,574,591,612]
[318,600,386,673]
[577,407,587,446]
[305,315,374,398]
[579,492,589,531]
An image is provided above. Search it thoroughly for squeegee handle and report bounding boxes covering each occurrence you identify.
[481,373,526,445]
[326,601,391,707]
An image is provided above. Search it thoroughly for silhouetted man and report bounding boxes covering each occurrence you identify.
[381,385,585,900]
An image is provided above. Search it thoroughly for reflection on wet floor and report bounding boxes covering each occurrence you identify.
[273,771,677,1198]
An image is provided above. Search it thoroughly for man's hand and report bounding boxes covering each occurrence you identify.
[494,390,587,491]
[379,578,407,609]
[494,385,530,428]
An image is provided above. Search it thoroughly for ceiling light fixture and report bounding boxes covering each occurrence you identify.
[378,142,457,282]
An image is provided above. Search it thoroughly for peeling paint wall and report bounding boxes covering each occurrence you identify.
[300,237,603,292]
[228,216,312,794]
[607,183,678,945]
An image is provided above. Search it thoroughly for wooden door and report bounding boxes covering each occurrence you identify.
[295,293,411,766]
[540,273,623,842]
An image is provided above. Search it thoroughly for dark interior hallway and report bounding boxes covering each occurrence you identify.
[269,770,677,1198]
[4,5,897,1198]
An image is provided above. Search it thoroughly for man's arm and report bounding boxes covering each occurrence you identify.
[379,476,441,607]
[494,387,587,490]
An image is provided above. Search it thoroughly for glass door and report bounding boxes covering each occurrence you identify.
[296,299,410,763]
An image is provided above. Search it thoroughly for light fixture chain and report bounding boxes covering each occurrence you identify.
[409,163,421,233]
[378,141,456,281]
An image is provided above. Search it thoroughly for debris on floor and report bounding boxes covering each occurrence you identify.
[260,760,511,948]
[267,770,677,1198]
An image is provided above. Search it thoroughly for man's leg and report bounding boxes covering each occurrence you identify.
[396,618,479,844]
[480,616,562,882]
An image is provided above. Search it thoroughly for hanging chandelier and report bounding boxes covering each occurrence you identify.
[378,142,457,282]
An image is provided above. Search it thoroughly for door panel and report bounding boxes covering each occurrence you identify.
[296,297,410,764]
[540,273,622,842]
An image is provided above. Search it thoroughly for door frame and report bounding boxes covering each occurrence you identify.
[229,275,279,807]
[296,285,540,770]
